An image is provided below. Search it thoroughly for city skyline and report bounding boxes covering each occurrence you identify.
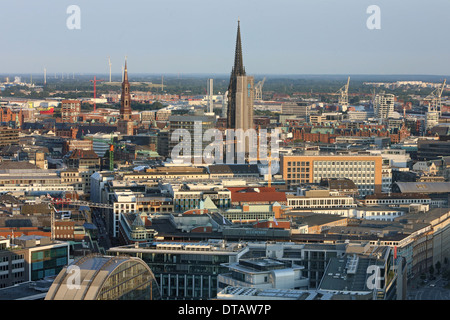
[1,0,450,75]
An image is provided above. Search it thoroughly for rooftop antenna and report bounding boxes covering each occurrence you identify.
[44,68,46,85]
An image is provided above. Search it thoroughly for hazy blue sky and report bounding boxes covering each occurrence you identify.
[1,0,449,76]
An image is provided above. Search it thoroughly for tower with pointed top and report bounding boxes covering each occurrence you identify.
[226,20,254,131]
[118,58,134,135]
[120,58,132,121]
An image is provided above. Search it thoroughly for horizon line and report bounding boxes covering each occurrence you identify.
[1,72,449,78]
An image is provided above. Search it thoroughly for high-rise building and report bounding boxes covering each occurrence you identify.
[226,20,254,131]
[118,58,134,135]
[61,100,81,123]
[373,92,394,120]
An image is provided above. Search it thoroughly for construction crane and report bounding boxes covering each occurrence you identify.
[255,77,266,101]
[90,76,105,112]
[425,79,446,115]
[335,76,350,111]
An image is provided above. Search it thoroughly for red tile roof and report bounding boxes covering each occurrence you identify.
[228,187,286,203]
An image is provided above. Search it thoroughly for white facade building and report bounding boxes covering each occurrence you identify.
[374,92,395,120]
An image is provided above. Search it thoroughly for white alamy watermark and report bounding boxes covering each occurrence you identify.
[366,265,384,290]
[366,5,381,30]
[66,265,81,290]
[171,123,280,175]
[66,5,81,30]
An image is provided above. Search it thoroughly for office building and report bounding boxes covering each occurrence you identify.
[318,245,398,300]
[1,236,70,283]
[280,154,383,195]
[286,192,356,210]
[240,242,348,289]
[281,102,310,118]
[0,238,26,288]
[108,240,247,300]
[217,257,309,291]
[374,92,395,120]
[173,186,231,212]
[60,100,81,123]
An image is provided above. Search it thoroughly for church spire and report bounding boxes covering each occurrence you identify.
[233,19,245,76]
[123,56,128,82]
[120,56,131,120]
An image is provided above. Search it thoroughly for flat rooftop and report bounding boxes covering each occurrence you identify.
[0,278,55,300]
[217,286,334,300]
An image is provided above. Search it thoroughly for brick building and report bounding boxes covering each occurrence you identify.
[60,100,81,123]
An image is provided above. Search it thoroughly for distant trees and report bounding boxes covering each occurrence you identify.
[131,101,166,111]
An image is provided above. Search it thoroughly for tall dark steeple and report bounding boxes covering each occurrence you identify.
[226,20,254,131]
[232,19,246,77]
[120,57,131,121]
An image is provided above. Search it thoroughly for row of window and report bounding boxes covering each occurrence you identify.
[57,234,74,239]
[287,174,310,179]
[287,161,310,167]
[115,203,136,209]
[314,161,375,166]
[287,167,310,173]
[288,199,353,206]
[314,167,375,175]
[366,199,430,204]
[55,226,74,230]
[1,255,24,263]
